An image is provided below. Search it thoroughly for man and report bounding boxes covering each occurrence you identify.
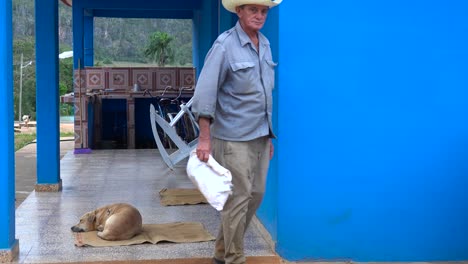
[191,0,282,263]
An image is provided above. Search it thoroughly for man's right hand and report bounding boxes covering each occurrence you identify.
[196,117,212,162]
[196,137,211,162]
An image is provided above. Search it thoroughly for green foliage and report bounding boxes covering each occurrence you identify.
[13,37,35,60]
[60,103,74,116]
[12,1,194,122]
[14,133,36,152]
[59,57,73,95]
[59,83,68,96]
[12,0,35,37]
[144,31,174,66]
[21,77,37,120]
[13,37,36,121]
[103,58,113,65]
[93,18,192,66]
[15,131,75,151]
[174,42,193,66]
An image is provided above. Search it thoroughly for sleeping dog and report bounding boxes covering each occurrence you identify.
[71,203,142,241]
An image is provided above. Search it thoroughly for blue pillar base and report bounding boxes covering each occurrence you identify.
[34,179,62,192]
[0,239,19,263]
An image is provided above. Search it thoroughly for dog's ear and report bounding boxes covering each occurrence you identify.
[87,213,96,223]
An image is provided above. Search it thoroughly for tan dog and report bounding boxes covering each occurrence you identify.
[71,203,143,241]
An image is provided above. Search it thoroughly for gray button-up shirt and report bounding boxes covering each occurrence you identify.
[192,21,277,141]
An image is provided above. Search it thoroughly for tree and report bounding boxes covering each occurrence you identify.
[144,31,174,66]
[13,37,36,120]
[58,44,74,116]
[59,55,73,95]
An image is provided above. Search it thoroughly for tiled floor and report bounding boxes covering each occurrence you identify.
[12,149,277,263]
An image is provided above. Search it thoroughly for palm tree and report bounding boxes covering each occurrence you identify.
[144,31,174,66]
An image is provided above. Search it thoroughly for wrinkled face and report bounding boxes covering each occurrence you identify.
[71,211,96,232]
[236,4,269,33]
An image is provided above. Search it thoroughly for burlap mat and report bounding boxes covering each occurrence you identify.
[159,188,207,206]
[74,222,215,247]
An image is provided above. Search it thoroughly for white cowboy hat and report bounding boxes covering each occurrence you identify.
[222,0,282,13]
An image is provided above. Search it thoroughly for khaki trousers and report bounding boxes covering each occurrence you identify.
[211,136,270,264]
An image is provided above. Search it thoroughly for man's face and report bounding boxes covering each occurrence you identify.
[236,4,269,32]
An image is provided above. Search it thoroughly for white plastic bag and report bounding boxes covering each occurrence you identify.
[186,150,232,211]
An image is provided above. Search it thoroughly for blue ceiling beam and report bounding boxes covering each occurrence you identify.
[80,0,202,10]
[91,9,193,19]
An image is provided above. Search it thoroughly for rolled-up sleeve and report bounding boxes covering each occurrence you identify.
[192,43,227,121]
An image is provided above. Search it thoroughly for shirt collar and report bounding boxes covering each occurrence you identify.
[235,21,270,48]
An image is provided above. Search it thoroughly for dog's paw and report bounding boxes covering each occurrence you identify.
[97,231,105,239]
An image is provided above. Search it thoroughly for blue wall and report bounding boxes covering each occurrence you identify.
[193,0,219,73]
[276,0,468,261]
[257,6,280,243]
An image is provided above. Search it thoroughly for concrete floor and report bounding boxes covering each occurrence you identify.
[14,137,75,209]
[11,148,278,263]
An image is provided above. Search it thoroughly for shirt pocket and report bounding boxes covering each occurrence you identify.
[230,61,255,72]
[229,61,258,94]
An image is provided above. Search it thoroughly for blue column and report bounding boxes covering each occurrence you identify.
[0,0,19,258]
[192,12,199,72]
[83,12,94,67]
[193,0,220,74]
[218,0,236,33]
[35,0,61,189]
[72,2,84,69]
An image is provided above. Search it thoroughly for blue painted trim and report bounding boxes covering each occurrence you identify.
[92,9,194,19]
[218,4,235,33]
[35,0,61,185]
[195,0,219,75]
[79,0,202,9]
[72,2,84,69]
[256,5,280,244]
[84,15,94,67]
[0,0,16,249]
[210,0,219,40]
[192,17,199,75]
